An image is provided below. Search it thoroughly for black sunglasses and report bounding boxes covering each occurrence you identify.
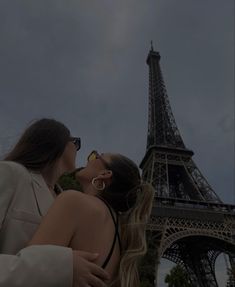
[70,137,81,151]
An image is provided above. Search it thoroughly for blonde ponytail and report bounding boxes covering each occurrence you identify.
[98,154,155,286]
[111,183,155,287]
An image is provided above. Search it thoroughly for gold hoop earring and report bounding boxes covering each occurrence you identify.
[91,177,105,191]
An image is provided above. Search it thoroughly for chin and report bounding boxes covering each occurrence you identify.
[76,167,85,172]
[75,167,86,180]
[63,164,76,174]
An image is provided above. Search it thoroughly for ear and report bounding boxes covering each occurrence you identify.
[97,169,113,180]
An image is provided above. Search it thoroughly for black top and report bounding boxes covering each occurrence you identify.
[97,197,122,269]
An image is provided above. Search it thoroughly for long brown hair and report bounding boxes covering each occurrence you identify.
[4,118,71,171]
[99,154,155,287]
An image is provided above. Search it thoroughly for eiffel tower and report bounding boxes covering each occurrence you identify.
[140,45,235,286]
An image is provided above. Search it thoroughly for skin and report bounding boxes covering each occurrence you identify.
[41,141,77,193]
[39,143,110,286]
[28,153,121,281]
[60,141,77,172]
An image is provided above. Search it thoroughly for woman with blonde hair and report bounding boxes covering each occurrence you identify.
[29,150,155,286]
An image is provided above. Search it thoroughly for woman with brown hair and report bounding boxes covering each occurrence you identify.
[0,119,109,287]
[29,150,155,286]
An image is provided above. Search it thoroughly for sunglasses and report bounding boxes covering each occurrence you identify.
[87,150,110,168]
[70,137,81,151]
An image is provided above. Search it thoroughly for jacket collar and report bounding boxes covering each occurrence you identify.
[30,172,55,216]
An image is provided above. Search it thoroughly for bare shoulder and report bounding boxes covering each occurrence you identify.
[56,190,106,218]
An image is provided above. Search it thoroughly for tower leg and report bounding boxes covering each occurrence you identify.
[139,230,162,286]
[227,255,235,286]
[183,251,218,287]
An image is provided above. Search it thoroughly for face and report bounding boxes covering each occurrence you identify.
[59,137,80,173]
[76,151,113,184]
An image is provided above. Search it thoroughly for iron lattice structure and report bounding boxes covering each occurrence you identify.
[140,46,235,286]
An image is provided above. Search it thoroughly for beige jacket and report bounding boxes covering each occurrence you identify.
[0,161,73,287]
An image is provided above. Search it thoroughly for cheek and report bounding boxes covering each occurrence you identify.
[62,145,76,170]
[70,149,77,164]
[71,149,77,161]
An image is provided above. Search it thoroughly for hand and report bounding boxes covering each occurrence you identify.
[72,250,110,287]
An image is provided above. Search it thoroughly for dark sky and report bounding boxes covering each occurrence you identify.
[0,0,234,207]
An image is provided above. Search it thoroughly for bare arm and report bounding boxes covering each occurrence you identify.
[28,191,82,246]
[28,191,110,287]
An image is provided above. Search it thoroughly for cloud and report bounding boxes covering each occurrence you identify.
[0,0,233,205]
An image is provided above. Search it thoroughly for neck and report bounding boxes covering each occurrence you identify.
[80,181,98,196]
[41,165,61,190]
